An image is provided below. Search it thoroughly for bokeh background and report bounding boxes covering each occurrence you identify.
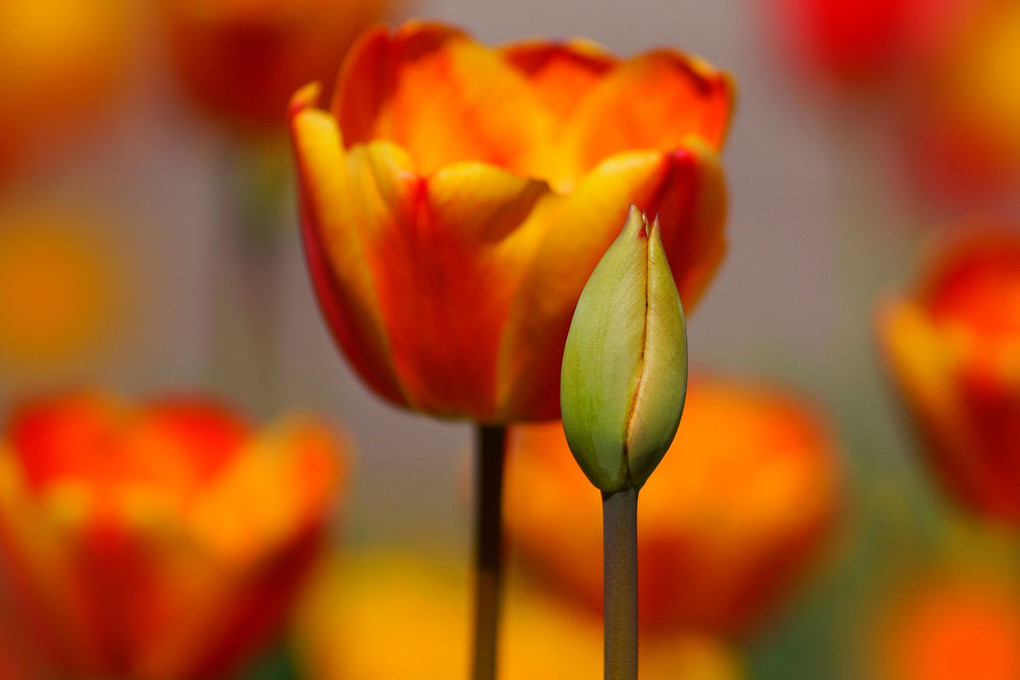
[2,0,1019,678]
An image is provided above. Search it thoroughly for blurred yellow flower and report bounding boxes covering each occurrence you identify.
[506,376,842,637]
[0,391,346,679]
[294,551,744,680]
[161,0,397,131]
[872,568,1020,680]
[0,0,131,174]
[0,207,122,378]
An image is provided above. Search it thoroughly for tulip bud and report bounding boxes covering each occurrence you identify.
[561,205,688,494]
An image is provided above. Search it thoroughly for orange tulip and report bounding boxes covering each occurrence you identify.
[293,551,744,680]
[0,0,131,175]
[871,569,1020,680]
[290,21,734,423]
[879,228,1020,524]
[0,391,345,679]
[505,377,841,636]
[161,0,397,131]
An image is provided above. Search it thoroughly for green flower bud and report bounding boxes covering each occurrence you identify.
[560,205,688,493]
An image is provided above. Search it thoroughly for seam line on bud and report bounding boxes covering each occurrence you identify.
[621,217,653,488]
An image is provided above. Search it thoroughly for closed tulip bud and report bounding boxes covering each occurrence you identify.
[561,205,688,494]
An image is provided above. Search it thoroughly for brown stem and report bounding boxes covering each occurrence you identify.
[472,424,506,680]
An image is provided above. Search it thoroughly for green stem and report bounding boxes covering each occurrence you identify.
[603,486,639,680]
[472,424,506,680]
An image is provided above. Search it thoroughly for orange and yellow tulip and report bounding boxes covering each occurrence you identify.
[879,228,1020,524]
[161,0,397,131]
[505,377,841,636]
[294,551,744,680]
[290,20,734,423]
[870,568,1020,680]
[0,391,345,679]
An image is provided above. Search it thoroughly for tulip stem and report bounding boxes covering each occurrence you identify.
[603,486,639,680]
[472,424,506,680]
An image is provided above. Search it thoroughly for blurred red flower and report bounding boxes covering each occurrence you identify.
[880,227,1020,524]
[0,391,345,679]
[161,0,398,131]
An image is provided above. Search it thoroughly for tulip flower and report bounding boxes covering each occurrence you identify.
[161,0,396,131]
[290,20,733,424]
[870,569,1020,680]
[291,21,733,679]
[293,552,745,680]
[879,228,1020,524]
[506,377,841,636]
[0,0,131,175]
[0,391,345,679]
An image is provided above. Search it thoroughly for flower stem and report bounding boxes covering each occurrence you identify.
[472,424,506,680]
[603,486,639,680]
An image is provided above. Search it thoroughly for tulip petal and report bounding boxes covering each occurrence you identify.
[497,143,727,421]
[501,41,614,122]
[557,51,734,187]
[290,85,408,408]
[334,21,554,178]
[353,153,549,420]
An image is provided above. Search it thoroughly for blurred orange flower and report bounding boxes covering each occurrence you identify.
[879,228,1020,524]
[294,551,744,680]
[0,206,124,383]
[291,21,734,423]
[505,377,841,636]
[0,0,132,175]
[872,569,1020,680]
[161,0,397,131]
[0,392,345,679]
[902,0,1020,205]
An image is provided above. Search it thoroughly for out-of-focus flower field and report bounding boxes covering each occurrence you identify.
[0,0,1018,678]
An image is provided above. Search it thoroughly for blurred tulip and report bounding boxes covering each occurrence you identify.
[901,0,1020,206]
[769,0,976,89]
[506,377,841,636]
[879,228,1020,524]
[161,0,397,131]
[293,551,744,680]
[0,0,132,175]
[871,569,1020,680]
[291,20,734,422]
[0,391,345,679]
[0,205,124,385]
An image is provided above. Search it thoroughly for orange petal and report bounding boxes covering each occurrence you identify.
[501,41,615,123]
[557,51,734,186]
[332,21,553,178]
[497,144,727,421]
[353,149,549,420]
[290,85,407,408]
